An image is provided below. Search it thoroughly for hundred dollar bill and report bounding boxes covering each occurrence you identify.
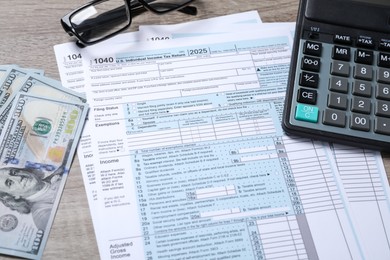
[0,67,29,108]
[0,93,88,259]
[22,68,45,76]
[0,73,87,135]
[0,67,11,88]
[0,65,46,109]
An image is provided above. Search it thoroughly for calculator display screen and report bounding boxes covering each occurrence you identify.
[352,0,390,6]
[306,0,390,32]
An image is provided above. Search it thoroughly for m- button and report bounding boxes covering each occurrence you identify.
[303,41,322,56]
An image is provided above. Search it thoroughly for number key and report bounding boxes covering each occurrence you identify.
[323,109,346,127]
[351,96,371,114]
[378,68,390,84]
[329,77,349,93]
[331,61,350,76]
[354,64,373,80]
[376,83,390,100]
[328,92,348,110]
[353,80,372,97]
[376,100,390,118]
[351,114,370,131]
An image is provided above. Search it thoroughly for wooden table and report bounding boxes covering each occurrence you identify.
[0,0,389,259]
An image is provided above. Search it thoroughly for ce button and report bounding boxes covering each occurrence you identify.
[297,88,317,105]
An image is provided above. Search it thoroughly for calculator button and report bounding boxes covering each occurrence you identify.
[329,77,349,93]
[375,117,390,135]
[378,53,390,68]
[332,46,351,61]
[303,41,322,56]
[351,96,371,114]
[328,92,348,110]
[379,39,390,51]
[334,34,352,45]
[297,88,317,105]
[354,64,373,80]
[355,50,373,65]
[350,114,371,132]
[299,72,319,88]
[295,104,319,123]
[331,61,350,76]
[301,56,321,72]
[357,36,374,49]
[375,100,390,118]
[323,109,346,127]
[353,80,372,97]
[376,84,390,100]
[377,68,390,84]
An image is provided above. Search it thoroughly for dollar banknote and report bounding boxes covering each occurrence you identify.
[0,66,44,102]
[0,67,29,108]
[0,72,87,136]
[0,67,11,88]
[0,93,88,259]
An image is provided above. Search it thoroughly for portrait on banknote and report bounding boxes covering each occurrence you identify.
[0,91,88,259]
[0,164,65,230]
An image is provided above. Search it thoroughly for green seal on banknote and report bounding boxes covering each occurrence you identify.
[32,119,52,135]
[0,214,18,232]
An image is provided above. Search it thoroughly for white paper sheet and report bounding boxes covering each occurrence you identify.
[54,11,390,260]
[81,28,368,259]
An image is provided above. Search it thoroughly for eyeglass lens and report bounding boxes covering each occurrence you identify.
[70,0,130,43]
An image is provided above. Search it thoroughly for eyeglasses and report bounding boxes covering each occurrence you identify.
[61,0,197,47]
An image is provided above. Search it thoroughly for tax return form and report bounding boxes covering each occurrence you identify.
[54,14,390,260]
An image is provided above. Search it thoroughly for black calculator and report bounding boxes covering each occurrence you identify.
[282,0,390,151]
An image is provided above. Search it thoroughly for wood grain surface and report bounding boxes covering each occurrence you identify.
[0,0,389,259]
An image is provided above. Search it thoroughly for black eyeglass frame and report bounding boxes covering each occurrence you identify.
[138,0,196,14]
[61,0,196,47]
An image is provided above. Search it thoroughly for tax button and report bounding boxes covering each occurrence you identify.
[295,104,319,123]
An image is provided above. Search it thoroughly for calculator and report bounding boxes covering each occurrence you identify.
[282,0,390,151]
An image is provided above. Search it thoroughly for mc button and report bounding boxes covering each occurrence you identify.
[303,41,322,56]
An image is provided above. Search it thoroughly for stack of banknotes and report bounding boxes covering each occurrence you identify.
[0,64,89,259]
